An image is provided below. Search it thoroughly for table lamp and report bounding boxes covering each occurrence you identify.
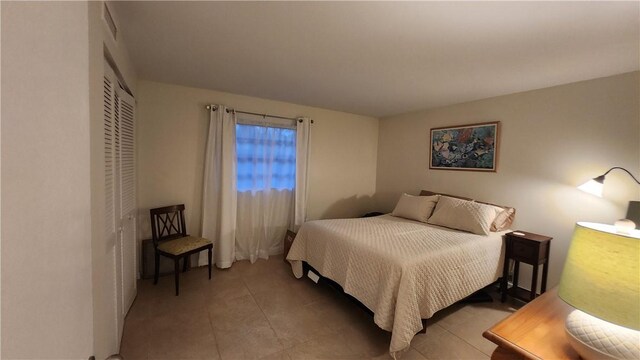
[558,222,640,360]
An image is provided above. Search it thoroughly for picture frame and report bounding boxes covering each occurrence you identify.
[429,121,500,172]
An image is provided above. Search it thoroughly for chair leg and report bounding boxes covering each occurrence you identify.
[182,256,188,273]
[208,248,212,280]
[174,258,180,296]
[154,251,160,285]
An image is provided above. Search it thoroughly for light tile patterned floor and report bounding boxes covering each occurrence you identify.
[120,255,521,359]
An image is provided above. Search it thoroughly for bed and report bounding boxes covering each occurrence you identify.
[286,197,511,358]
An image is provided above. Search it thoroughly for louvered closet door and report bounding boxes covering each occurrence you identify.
[116,87,137,317]
[103,62,120,350]
[104,61,137,349]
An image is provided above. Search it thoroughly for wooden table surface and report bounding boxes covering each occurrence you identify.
[483,288,580,360]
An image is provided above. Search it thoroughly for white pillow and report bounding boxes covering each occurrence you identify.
[491,207,516,231]
[427,196,502,235]
[391,194,439,222]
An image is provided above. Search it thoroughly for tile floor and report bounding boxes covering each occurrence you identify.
[120,255,521,360]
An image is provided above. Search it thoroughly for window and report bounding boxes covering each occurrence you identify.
[236,124,296,192]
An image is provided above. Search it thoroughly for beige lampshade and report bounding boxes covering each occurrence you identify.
[559,222,640,330]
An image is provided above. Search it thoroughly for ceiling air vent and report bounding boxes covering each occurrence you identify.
[103,3,117,41]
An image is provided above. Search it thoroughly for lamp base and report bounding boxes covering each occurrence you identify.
[565,309,640,360]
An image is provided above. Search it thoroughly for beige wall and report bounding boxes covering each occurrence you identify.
[1,2,94,358]
[136,80,378,245]
[376,72,640,289]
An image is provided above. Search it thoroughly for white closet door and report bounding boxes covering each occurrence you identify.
[116,87,137,316]
[104,60,137,349]
[113,88,124,342]
[103,62,120,350]
[104,73,116,241]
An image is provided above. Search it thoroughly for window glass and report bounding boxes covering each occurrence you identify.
[236,124,296,192]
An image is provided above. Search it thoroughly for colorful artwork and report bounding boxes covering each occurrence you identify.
[429,122,500,171]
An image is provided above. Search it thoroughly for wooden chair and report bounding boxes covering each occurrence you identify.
[150,204,212,295]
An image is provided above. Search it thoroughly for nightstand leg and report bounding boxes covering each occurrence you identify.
[513,261,520,294]
[501,261,510,303]
[541,260,549,294]
[531,264,539,301]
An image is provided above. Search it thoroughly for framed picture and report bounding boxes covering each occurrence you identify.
[429,121,500,172]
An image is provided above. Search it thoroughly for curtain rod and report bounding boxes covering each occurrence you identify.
[205,104,313,123]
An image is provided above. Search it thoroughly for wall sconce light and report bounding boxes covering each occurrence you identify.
[578,166,640,229]
[577,167,639,197]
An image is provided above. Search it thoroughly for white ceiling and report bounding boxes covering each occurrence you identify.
[111,1,640,118]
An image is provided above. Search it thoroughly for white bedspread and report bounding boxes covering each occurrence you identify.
[286,215,506,358]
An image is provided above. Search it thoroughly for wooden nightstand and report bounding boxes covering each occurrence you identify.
[501,230,552,302]
[283,230,296,263]
[484,288,579,360]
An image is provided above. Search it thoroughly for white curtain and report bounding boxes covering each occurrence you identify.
[236,190,293,262]
[235,123,296,262]
[294,117,311,231]
[200,106,237,268]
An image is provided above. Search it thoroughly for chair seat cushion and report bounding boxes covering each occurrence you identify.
[157,236,212,256]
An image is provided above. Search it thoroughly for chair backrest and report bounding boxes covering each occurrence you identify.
[149,204,187,246]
